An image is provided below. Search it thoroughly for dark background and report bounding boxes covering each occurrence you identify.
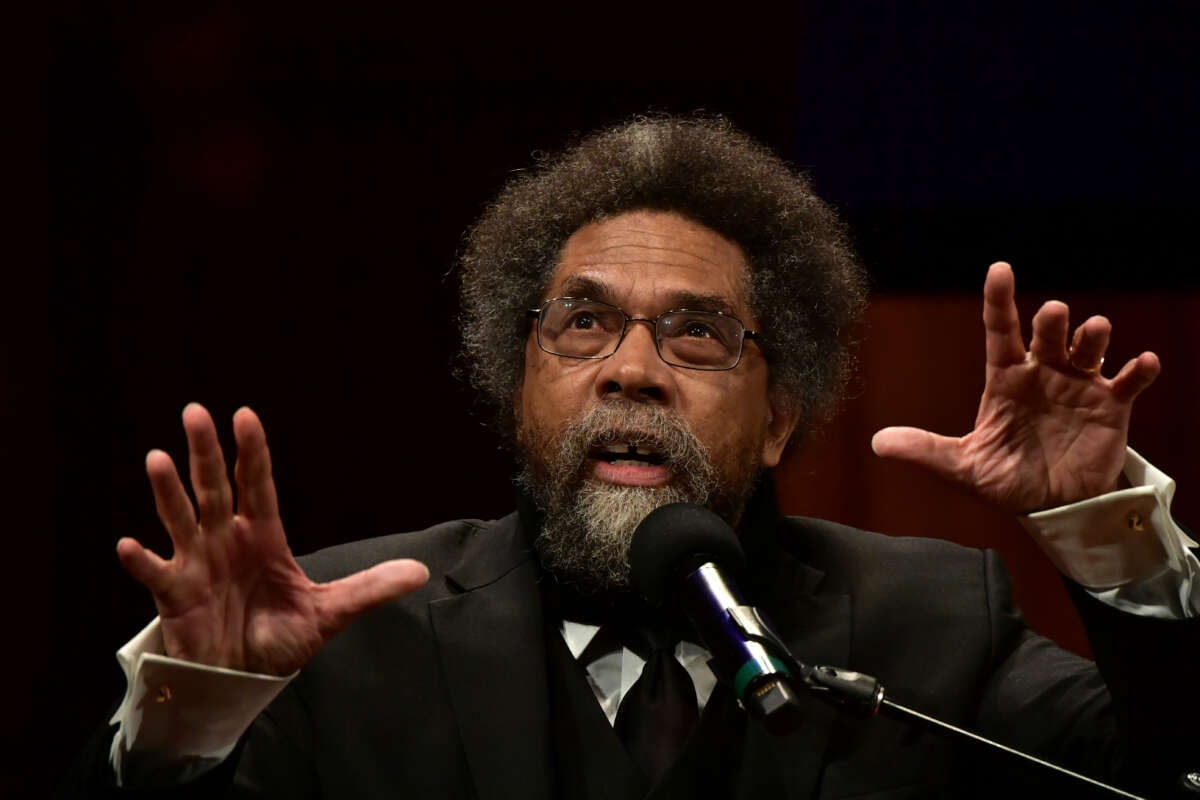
[36,2,1199,794]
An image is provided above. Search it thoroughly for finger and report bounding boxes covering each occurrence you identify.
[146,449,199,549]
[314,559,431,639]
[116,537,173,595]
[871,427,964,481]
[1029,300,1071,367]
[182,403,234,529]
[1109,351,1161,403]
[1067,315,1111,374]
[233,407,280,521]
[982,262,1026,366]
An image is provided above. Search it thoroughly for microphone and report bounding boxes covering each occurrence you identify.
[630,502,806,734]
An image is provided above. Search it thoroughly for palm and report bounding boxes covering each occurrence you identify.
[151,511,320,676]
[872,263,1160,514]
[958,361,1133,512]
[117,404,427,676]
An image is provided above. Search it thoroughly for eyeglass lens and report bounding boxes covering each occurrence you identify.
[537,298,745,369]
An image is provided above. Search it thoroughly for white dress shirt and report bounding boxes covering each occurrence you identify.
[560,621,720,723]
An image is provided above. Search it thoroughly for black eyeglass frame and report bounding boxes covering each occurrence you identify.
[526,296,761,371]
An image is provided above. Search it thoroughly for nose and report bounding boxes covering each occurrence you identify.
[593,319,675,404]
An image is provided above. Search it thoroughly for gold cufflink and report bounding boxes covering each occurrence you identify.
[1126,510,1145,531]
[155,685,173,703]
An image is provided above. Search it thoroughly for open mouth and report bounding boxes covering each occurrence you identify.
[591,442,667,467]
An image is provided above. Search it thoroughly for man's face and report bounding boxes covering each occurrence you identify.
[515,210,797,593]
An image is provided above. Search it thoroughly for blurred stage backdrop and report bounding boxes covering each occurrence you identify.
[40,2,1199,794]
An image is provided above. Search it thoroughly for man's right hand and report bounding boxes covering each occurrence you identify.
[115,403,429,676]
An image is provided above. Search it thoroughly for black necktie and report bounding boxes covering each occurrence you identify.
[612,624,700,784]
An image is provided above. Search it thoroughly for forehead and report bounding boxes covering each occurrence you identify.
[545,210,752,315]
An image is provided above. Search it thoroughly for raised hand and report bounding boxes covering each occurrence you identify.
[871,262,1161,515]
[115,403,429,675]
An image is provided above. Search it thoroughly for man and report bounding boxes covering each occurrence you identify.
[74,116,1197,798]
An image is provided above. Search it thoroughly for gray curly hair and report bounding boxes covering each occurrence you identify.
[459,114,867,447]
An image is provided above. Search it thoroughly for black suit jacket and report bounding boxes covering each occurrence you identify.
[68,509,1199,799]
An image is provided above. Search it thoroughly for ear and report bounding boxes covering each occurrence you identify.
[513,336,538,421]
[760,396,800,469]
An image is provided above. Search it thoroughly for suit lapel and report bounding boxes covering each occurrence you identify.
[429,514,554,800]
[738,530,854,797]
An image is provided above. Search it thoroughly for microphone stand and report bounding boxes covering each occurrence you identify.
[725,606,1149,800]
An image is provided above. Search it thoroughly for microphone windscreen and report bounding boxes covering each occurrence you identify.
[630,503,745,607]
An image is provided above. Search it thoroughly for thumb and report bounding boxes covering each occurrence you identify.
[871,427,964,481]
[314,559,431,640]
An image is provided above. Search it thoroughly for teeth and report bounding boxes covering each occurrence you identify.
[596,439,666,468]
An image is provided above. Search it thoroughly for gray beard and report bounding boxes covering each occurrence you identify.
[517,401,761,596]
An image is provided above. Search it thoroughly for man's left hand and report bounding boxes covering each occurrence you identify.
[871,262,1161,515]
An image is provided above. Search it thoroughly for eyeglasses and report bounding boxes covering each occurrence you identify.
[526,297,760,371]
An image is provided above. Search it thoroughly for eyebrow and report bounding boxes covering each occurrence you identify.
[671,291,738,315]
[559,275,613,302]
[556,276,739,316]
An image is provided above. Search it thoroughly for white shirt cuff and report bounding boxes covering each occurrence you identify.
[1019,448,1198,617]
[109,618,293,786]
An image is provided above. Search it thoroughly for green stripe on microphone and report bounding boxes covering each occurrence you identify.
[733,657,791,699]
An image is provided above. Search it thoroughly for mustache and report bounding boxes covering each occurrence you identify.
[555,402,710,475]
[515,399,721,519]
